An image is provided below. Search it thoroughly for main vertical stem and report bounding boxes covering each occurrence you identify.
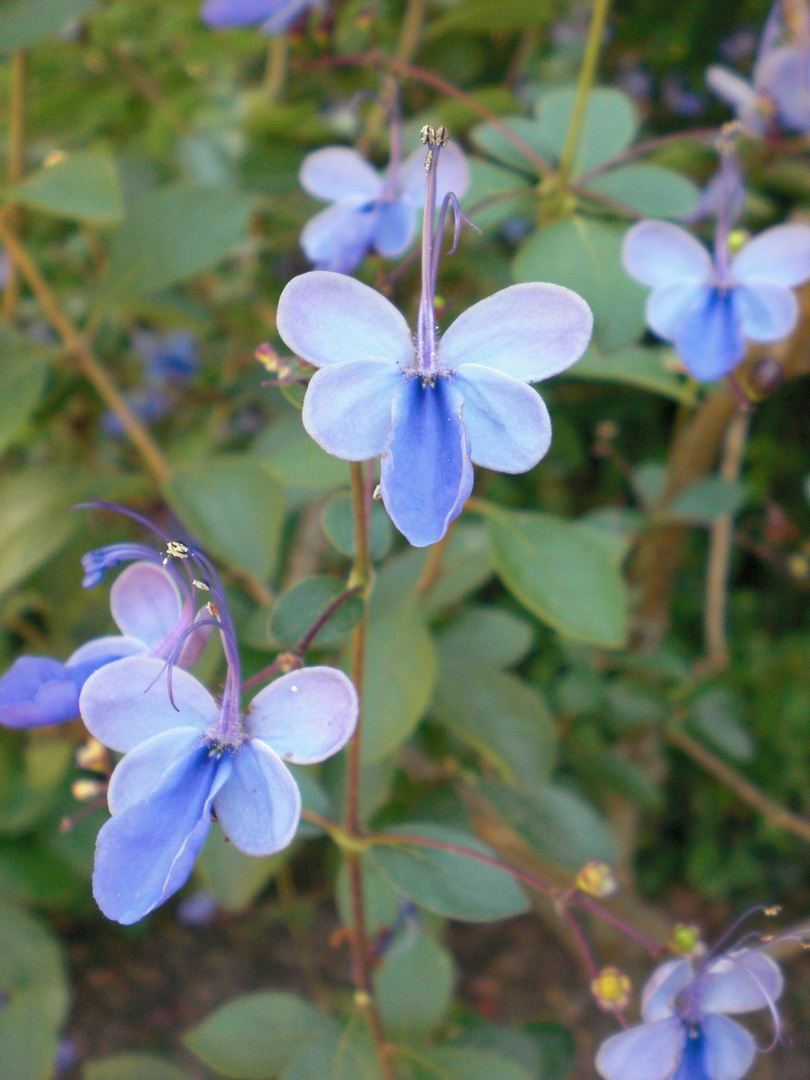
[556,0,612,184]
[344,461,396,1080]
[3,50,27,321]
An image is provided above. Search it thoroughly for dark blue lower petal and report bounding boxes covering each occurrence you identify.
[676,288,745,382]
[381,375,471,547]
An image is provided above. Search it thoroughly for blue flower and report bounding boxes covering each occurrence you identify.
[596,947,783,1080]
[200,0,322,35]
[277,129,592,547]
[299,140,469,275]
[79,542,358,924]
[0,556,208,730]
[134,330,199,383]
[623,217,810,381]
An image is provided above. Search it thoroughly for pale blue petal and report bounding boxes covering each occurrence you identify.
[454,364,551,472]
[398,141,471,205]
[201,0,274,26]
[302,359,400,460]
[0,657,79,729]
[623,221,713,288]
[93,748,229,924]
[736,280,797,341]
[214,739,301,855]
[440,283,593,382]
[706,66,759,115]
[646,280,708,340]
[700,1014,756,1080]
[176,609,215,670]
[80,655,219,753]
[699,949,784,1015]
[675,288,745,382]
[66,635,146,670]
[246,666,358,762]
[109,561,184,651]
[595,1018,686,1080]
[276,271,415,369]
[641,959,693,1022]
[380,376,471,547]
[373,199,417,257]
[756,46,810,131]
[300,201,379,274]
[107,727,206,814]
[299,147,382,201]
[260,0,319,33]
[731,224,810,287]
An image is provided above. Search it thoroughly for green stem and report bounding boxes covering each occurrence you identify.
[3,50,27,321]
[263,36,289,102]
[358,0,425,154]
[556,0,612,185]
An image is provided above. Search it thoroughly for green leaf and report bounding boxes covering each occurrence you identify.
[668,476,747,524]
[84,1055,193,1080]
[281,1025,381,1080]
[0,0,93,54]
[463,159,533,231]
[428,0,557,35]
[586,164,700,219]
[336,855,401,936]
[0,328,52,455]
[321,492,393,561]
[514,216,647,351]
[375,929,456,1041]
[632,462,667,508]
[10,151,123,225]
[269,576,361,648]
[478,504,628,648]
[252,415,348,496]
[196,824,282,913]
[370,823,529,922]
[98,183,253,309]
[565,345,698,405]
[408,1046,535,1080]
[163,455,284,582]
[533,86,638,176]
[437,607,534,670]
[185,992,333,1080]
[689,688,754,762]
[469,117,554,174]
[422,521,494,615]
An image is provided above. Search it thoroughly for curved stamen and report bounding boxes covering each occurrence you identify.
[430,191,481,293]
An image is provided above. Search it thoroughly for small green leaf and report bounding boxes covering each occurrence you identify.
[163,455,284,582]
[689,688,754,762]
[0,328,52,455]
[632,462,668,508]
[269,576,362,648]
[469,117,554,174]
[253,415,348,495]
[429,0,557,35]
[84,1055,194,1080]
[668,476,747,524]
[422,521,494,615]
[375,929,456,1041]
[437,607,534,670]
[196,824,282,913]
[462,158,534,231]
[478,504,628,648]
[533,86,638,176]
[322,492,393,561]
[281,1025,381,1080]
[0,0,93,53]
[565,345,698,405]
[370,823,529,922]
[586,164,700,219]
[409,1046,535,1080]
[10,151,123,225]
[185,992,333,1080]
[514,216,647,351]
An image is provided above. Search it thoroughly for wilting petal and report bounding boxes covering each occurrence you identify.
[706,66,759,115]
[381,376,472,547]
[440,283,593,383]
[214,739,301,855]
[277,271,414,369]
[300,201,379,274]
[595,1018,685,1080]
[699,949,784,1015]
[398,141,471,205]
[107,727,206,814]
[373,199,418,258]
[675,288,745,381]
[736,280,797,341]
[646,280,708,340]
[700,1014,756,1080]
[731,224,810,287]
[299,146,382,201]
[261,0,318,33]
[109,561,184,651]
[454,364,551,472]
[246,667,358,762]
[93,747,228,924]
[0,657,81,729]
[623,221,713,287]
[80,655,219,753]
[200,0,275,26]
[302,359,400,460]
[641,959,693,1022]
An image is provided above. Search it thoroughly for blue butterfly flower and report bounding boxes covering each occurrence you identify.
[200,0,322,35]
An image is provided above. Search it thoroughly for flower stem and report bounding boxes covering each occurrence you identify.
[2,51,27,321]
[358,0,425,154]
[556,0,612,185]
[263,36,289,102]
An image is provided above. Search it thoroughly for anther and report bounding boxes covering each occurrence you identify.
[164,540,190,563]
[193,579,210,591]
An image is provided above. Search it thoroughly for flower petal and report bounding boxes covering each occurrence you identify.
[706,66,759,114]
[646,280,708,340]
[623,220,713,287]
[700,1014,756,1080]
[201,0,274,26]
[260,0,318,34]
[373,199,418,258]
[675,288,745,382]
[80,655,219,753]
[699,949,784,1015]
[300,201,379,275]
[440,283,593,383]
[731,224,810,287]
[302,359,400,460]
[246,666,358,762]
[107,727,206,814]
[454,364,551,472]
[641,959,693,1022]
[276,271,414,369]
[756,46,810,132]
[299,146,382,202]
[381,375,473,547]
[93,747,228,924]
[214,739,301,855]
[595,1018,685,1080]
[398,141,471,205]
[736,280,798,341]
[109,561,185,651]
[0,657,80,729]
